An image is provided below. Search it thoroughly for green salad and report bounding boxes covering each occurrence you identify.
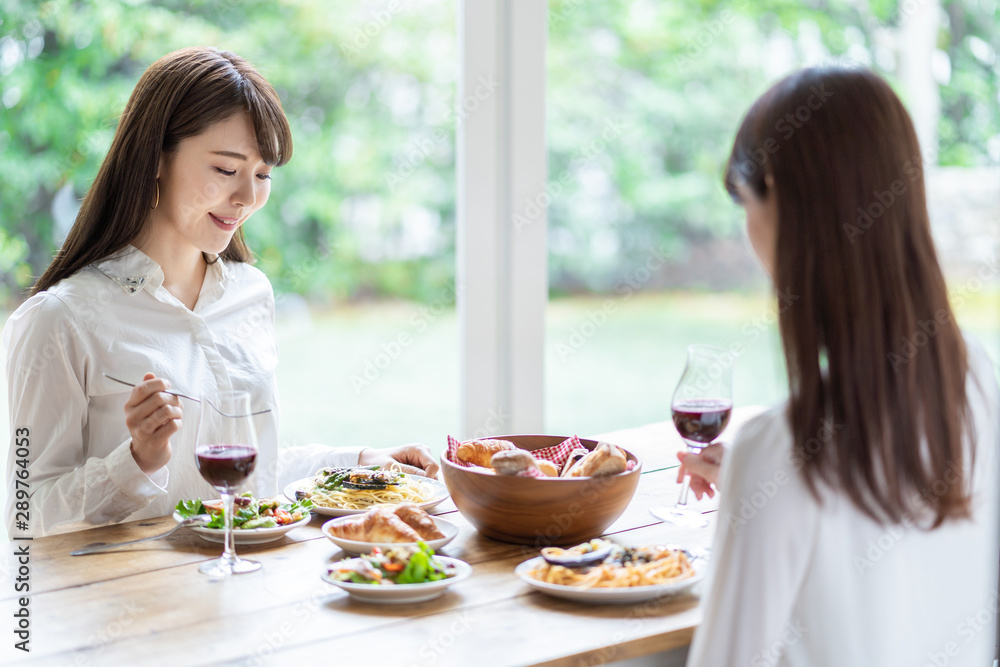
[328,542,455,585]
[175,494,312,530]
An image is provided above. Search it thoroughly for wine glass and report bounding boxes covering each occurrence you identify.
[650,344,733,528]
[194,390,261,576]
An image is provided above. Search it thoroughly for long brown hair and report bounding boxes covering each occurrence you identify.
[31,47,293,295]
[725,67,972,527]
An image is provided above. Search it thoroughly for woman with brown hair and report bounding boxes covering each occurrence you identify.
[4,47,437,537]
[680,67,999,665]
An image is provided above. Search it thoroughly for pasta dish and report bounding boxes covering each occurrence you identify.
[294,466,434,510]
[528,540,695,588]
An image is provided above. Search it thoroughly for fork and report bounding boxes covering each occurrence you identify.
[103,374,272,417]
[70,514,212,556]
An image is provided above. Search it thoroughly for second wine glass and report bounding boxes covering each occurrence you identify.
[651,344,733,528]
[194,390,261,576]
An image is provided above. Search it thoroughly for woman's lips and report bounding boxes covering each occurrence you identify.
[209,213,239,230]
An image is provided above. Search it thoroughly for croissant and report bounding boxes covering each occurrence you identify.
[328,506,421,543]
[565,442,628,478]
[457,438,515,468]
[393,504,445,539]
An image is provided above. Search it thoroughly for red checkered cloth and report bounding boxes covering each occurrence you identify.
[445,436,637,476]
[446,434,583,469]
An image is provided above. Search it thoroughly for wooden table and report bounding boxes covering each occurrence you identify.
[1,408,762,667]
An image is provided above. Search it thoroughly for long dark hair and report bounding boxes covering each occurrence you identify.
[725,67,972,527]
[31,47,293,295]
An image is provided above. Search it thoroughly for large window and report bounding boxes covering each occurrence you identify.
[260,1,460,451]
[544,0,1000,436]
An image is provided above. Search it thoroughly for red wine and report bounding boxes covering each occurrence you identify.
[672,399,732,445]
[196,444,257,489]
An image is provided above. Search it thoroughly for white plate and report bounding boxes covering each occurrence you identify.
[283,476,449,517]
[172,511,311,545]
[514,555,706,604]
[322,556,471,604]
[321,515,459,555]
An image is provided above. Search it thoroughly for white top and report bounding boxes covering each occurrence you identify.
[687,334,1000,667]
[3,246,362,537]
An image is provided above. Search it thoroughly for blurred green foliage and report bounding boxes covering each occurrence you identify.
[546,0,999,288]
[0,0,996,305]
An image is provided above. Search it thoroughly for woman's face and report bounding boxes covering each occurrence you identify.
[151,113,272,256]
[735,179,778,279]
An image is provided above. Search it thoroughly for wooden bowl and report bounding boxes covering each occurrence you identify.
[440,435,642,546]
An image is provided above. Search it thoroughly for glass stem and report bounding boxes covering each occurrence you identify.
[676,474,691,507]
[222,490,236,564]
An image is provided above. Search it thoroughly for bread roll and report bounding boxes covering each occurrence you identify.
[536,460,559,477]
[560,448,590,477]
[491,449,539,476]
[565,442,628,478]
[457,438,515,467]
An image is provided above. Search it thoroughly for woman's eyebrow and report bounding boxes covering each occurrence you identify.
[211,150,248,160]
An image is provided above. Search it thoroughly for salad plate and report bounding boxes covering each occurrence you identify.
[323,555,471,604]
[174,512,311,545]
[321,515,459,555]
[283,475,450,517]
[173,496,312,545]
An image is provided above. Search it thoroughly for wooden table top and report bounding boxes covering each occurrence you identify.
[2,407,764,667]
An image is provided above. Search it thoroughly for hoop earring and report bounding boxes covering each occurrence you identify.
[151,181,159,210]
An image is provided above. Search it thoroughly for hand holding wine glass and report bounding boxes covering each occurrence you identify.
[676,442,724,500]
[195,390,261,576]
[651,344,733,527]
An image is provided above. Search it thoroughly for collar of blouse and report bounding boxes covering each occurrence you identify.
[92,245,234,307]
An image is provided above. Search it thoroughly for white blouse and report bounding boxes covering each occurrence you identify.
[3,246,362,537]
[687,334,999,667]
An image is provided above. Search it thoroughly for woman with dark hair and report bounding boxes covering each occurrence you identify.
[4,47,437,537]
[680,67,999,665]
